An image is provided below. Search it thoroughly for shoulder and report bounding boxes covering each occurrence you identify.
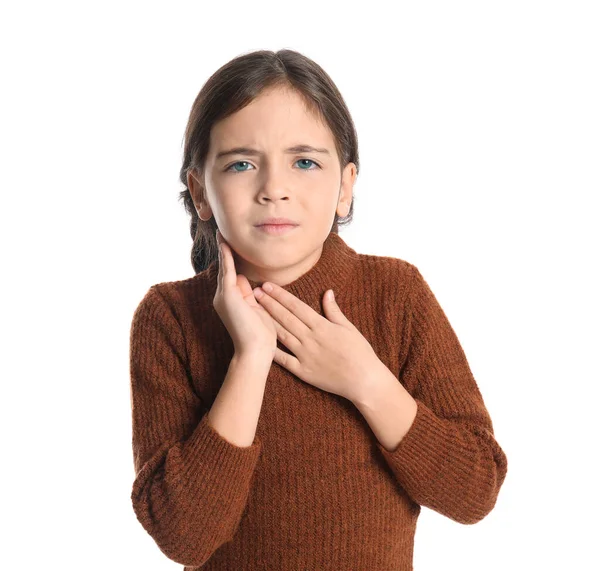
[353,251,418,305]
[131,265,217,328]
[355,250,416,277]
[144,264,217,308]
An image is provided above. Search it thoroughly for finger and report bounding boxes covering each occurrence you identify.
[258,282,320,330]
[216,232,223,290]
[271,316,301,352]
[217,230,236,290]
[255,291,309,341]
[238,275,260,307]
[273,346,300,376]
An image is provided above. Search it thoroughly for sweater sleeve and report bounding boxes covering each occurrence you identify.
[129,285,263,567]
[376,265,508,525]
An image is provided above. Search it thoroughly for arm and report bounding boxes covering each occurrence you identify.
[354,265,508,525]
[352,361,418,453]
[207,351,273,447]
[129,285,269,566]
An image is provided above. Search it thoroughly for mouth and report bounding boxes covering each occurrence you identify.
[255,224,299,235]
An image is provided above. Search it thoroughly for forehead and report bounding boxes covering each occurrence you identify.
[209,87,332,150]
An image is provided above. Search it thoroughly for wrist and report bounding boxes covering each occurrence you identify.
[234,348,274,365]
[351,359,396,408]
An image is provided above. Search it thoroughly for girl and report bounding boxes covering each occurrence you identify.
[129,49,508,570]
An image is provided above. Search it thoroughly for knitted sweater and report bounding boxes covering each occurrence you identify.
[129,231,508,570]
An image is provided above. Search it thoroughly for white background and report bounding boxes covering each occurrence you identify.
[2,1,598,569]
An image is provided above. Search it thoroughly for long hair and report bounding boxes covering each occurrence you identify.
[178,49,360,274]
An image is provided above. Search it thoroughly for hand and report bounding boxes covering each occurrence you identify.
[213,230,277,357]
[252,281,382,403]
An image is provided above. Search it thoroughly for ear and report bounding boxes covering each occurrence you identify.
[187,169,213,219]
[337,162,357,217]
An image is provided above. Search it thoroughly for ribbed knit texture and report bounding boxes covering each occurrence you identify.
[129,231,508,570]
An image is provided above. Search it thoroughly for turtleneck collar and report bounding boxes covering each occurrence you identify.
[209,231,358,312]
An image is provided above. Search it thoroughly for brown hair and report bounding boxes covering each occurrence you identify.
[178,48,360,274]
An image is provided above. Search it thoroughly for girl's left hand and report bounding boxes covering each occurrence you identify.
[252,281,382,403]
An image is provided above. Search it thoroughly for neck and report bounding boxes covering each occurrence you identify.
[211,231,358,310]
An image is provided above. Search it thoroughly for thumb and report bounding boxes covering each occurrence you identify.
[323,290,345,324]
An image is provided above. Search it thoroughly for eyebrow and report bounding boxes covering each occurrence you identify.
[215,144,331,160]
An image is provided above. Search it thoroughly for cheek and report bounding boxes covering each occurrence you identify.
[301,187,339,211]
[214,195,246,219]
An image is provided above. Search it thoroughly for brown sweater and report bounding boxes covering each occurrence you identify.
[129,231,508,570]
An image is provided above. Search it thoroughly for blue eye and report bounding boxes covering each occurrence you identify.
[226,161,252,173]
[225,159,320,173]
[296,158,318,170]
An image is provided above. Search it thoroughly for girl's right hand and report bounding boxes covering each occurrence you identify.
[213,229,277,358]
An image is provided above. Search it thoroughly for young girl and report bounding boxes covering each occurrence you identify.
[129,49,508,570]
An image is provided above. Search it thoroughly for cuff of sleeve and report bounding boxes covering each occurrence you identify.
[182,412,263,496]
[375,399,453,498]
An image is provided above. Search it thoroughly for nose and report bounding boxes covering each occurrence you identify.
[257,163,291,202]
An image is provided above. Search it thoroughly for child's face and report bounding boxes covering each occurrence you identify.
[189,85,356,285]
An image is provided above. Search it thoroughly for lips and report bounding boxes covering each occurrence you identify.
[255,217,299,226]
[256,224,298,235]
